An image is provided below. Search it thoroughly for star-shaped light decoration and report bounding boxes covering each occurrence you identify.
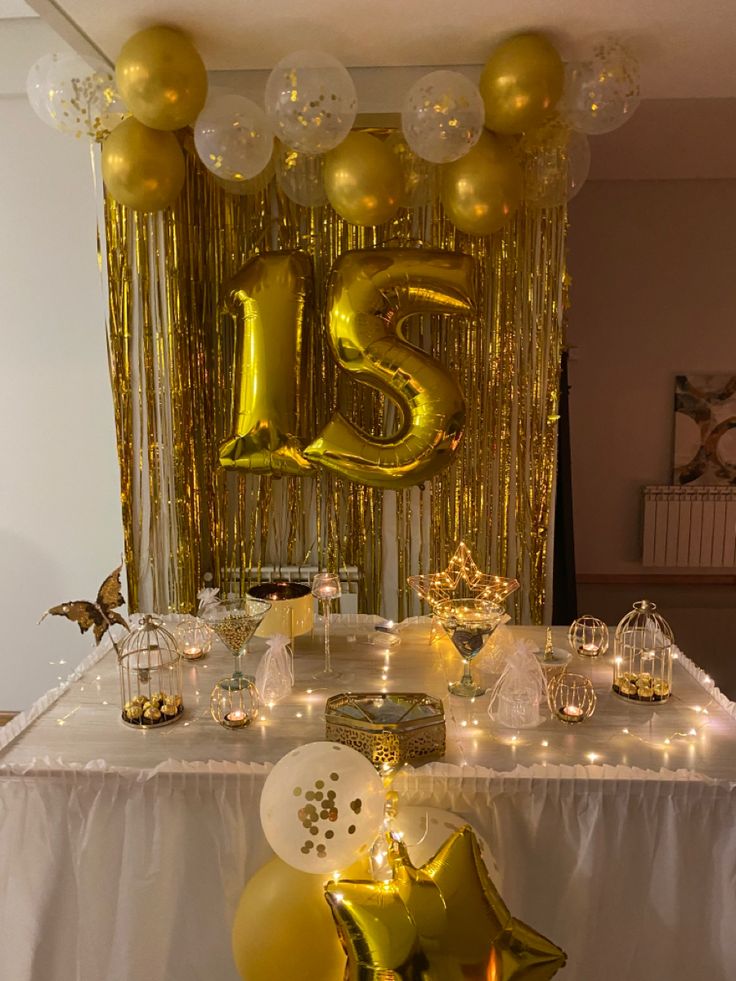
[408,542,520,610]
[325,825,566,981]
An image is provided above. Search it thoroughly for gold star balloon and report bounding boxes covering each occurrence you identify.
[325,826,566,980]
[408,542,520,609]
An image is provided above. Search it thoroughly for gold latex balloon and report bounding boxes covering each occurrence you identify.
[324,131,402,226]
[101,117,185,212]
[441,130,522,235]
[326,826,566,980]
[480,33,564,134]
[232,856,345,981]
[116,25,207,131]
[304,248,477,488]
[219,251,314,476]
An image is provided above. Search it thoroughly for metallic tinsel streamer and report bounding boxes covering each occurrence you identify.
[103,137,566,621]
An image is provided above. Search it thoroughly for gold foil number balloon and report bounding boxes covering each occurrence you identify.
[232,857,345,981]
[441,130,522,235]
[101,117,185,212]
[116,25,207,131]
[326,826,567,980]
[480,33,564,135]
[219,252,314,476]
[304,248,478,488]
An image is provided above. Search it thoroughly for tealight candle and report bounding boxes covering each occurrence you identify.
[224,709,248,728]
[183,645,203,660]
[560,704,584,721]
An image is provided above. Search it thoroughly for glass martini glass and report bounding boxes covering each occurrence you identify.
[434,598,504,697]
[311,572,341,679]
[202,597,271,680]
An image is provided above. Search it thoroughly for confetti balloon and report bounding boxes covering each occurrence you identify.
[260,741,385,874]
[265,50,357,154]
[560,35,641,135]
[26,52,126,140]
[275,143,328,207]
[401,70,484,164]
[384,131,438,208]
[194,90,274,181]
[214,153,275,196]
[520,117,591,207]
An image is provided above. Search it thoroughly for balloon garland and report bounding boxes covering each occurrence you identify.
[232,743,567,981]
[28,27,641,221]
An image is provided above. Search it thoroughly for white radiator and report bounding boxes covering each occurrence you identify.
[642,486,736,568]
[224,565,360,613]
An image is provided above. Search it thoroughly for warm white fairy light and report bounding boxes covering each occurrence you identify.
[541,739,549,747]
[295,711,303,718]
[586,752,600,763]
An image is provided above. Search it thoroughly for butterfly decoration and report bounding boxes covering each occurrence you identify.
[40,564,129,647]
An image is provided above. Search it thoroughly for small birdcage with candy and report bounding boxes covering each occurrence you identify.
[118,615,184,727]
[612,600,674,703]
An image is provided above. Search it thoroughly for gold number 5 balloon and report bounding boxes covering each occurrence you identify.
[304,249,477,488]
[219,252,314,477]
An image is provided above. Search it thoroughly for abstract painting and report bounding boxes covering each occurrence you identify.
[674,374,736,485]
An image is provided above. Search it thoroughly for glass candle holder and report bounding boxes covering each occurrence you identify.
[210,674,259,730]
[174,615,212,660]
[547,672,596,724]
[568,615,609,657]
[311,571,341,679]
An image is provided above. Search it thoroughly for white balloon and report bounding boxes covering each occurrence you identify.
[401,70,484,164]
[260,741,385,874]
[560,36,641,135]
[26,52,126,140]
[265,50,357,155]
[194,91,274,181]
[393,805,499,878]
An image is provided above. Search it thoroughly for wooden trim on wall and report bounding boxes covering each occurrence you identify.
[577,573,736,585]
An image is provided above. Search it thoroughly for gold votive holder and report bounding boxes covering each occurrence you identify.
[325,692,445,770]
[210,673,259,730]
[548,672,596,725]
[568,615,609,657]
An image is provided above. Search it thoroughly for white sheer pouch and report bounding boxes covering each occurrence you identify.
[255,634,294,704]
[488,639,547,729]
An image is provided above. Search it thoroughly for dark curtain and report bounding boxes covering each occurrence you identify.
[552,348,578,622]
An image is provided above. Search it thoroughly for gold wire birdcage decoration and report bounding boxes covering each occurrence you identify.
[117,615,184,728]
[612,600,674,703]
[568,615,609,657]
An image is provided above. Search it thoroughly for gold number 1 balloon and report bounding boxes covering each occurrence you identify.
[304,249,477,488]
[219,251,314,476]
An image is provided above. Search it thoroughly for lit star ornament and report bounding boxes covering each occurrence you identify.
[408,542,519,609]
[325,825,566,980]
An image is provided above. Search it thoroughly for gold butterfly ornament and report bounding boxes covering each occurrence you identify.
[40,564,129,647]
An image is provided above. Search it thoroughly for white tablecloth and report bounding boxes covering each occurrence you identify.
[1,619,735,981]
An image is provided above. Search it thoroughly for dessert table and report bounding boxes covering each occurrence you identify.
[1,617,735,981]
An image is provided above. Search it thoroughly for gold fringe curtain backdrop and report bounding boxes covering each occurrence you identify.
[103,140,566,622]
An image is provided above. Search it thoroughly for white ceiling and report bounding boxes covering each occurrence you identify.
[24,0,736,99]
[0,0,36,16]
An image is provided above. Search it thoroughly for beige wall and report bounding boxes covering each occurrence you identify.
[566,178,736,575]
